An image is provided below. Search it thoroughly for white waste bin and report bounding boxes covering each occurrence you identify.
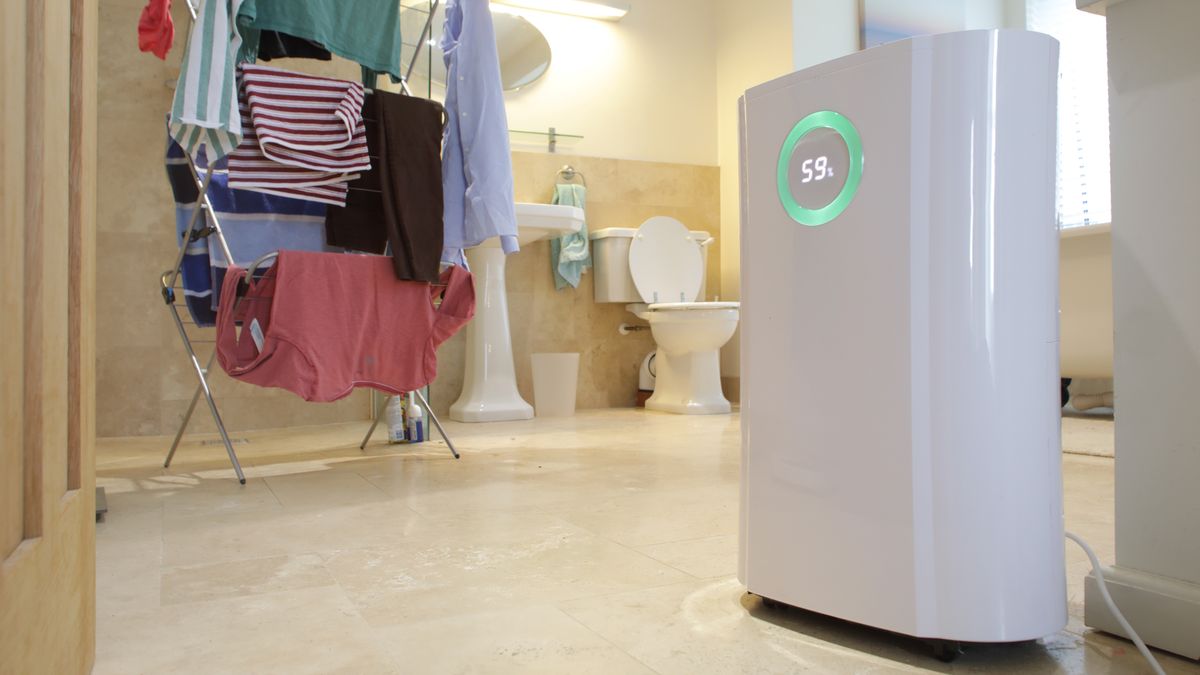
[531,353,580,417]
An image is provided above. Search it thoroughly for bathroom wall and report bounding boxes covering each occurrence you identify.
[427,151,722,418]
[95,0,371,437]
[1060,227,1113,379]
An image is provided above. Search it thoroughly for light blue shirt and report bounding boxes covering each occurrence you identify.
[440,0,519,265]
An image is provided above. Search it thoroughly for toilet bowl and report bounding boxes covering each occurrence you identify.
[591,216,740,415]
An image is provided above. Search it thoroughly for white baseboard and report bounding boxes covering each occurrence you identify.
[1084,564,1200,660]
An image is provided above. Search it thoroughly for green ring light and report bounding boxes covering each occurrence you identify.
[776,110,863,227]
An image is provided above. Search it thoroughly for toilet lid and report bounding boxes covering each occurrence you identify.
[628,216,703,305]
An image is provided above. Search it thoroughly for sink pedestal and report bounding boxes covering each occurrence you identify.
[449,246,534,422]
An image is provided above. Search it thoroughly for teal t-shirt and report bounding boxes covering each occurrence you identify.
[238,0,402,79]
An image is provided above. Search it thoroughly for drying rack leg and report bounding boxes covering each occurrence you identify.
[359,396,390,450]
[163,296,246,484]
[359,392,460,459]
[416,390,459,460]
[164,349,214,468]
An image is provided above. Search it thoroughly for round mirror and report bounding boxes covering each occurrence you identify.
[401,6,552,92]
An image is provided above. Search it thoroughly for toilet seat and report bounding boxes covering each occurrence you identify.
[628,216,703,305]
[647,301,741,311]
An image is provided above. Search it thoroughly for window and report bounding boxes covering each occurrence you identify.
[1027,0,1111,229]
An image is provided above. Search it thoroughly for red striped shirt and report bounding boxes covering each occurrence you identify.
[228,64,371,207]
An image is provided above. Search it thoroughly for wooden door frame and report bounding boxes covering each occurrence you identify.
[0,0,97,672]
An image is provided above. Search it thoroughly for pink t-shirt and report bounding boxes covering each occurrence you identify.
[216,250,474,402]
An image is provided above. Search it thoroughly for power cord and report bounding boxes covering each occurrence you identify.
[1065,531,1166,675]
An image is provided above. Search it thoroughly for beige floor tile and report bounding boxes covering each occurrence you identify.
[560,576,1196,675]
[97,476,168,514]
[161,553,336,605]
[1062,415,1115,457]
[161,500,425,567]
[97,555,162,618]
[323,512,691,627]
[555,483,739,547]
[561,577,938,674]
[96,508,164,616]
[93,586,398,675]
[102,472,283,519]
[93,411,1200,675]
[96,502,163,547]
[264,469,390,510]
[370,606,657,674]
[356,443,735,517]
[637,534,739,579]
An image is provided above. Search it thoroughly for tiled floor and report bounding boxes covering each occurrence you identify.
[94,409,1195,674]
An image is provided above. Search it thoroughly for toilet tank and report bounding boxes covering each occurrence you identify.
[590,227,712,303]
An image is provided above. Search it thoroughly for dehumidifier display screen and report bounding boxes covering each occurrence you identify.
[776,110,863,227]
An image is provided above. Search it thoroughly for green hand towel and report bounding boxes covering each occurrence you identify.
[550,183,591,290]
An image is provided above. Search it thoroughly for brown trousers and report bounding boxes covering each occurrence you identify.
[325,90,446,283]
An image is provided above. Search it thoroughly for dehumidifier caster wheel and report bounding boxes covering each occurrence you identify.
[928,639,962,663]
[756,594,785,610]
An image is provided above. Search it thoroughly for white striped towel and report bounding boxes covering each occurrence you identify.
[168,0,246,163]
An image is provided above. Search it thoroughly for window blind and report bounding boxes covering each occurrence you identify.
[1027,0,1111,229]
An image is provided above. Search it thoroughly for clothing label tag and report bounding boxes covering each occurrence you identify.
[249,318,265,353]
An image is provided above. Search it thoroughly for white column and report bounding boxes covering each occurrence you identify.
[1084,0,1200,659]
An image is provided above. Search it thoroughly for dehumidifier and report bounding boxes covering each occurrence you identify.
[738,29,1065,648]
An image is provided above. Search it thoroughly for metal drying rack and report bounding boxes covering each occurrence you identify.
[159,0,454,484]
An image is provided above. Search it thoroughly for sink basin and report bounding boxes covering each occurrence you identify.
[476,202,585,248]
[449,202,585,423]
[515,202,585,245]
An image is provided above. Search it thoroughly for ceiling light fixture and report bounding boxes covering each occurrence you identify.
[491,0,629,21]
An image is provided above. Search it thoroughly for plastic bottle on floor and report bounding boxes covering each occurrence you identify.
[386,395,407,443]
[406,392,425,443]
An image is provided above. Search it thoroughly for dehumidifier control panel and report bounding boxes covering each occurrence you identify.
[776,110,863,227]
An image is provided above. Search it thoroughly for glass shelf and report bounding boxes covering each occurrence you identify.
[508,128,583,153]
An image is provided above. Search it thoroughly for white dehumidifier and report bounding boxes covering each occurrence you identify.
[738,30,1065,649]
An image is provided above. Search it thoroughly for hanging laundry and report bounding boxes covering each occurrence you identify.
[137,0,174,60]
[217,252,475,402]
[326,90,446,283]
[255,31,331,62]
[166,137,331,327]
[167,145,220,326]
[168,0,245,163]
[236,0,403,80]
[550,183,591,290]
[440,0,518,266]
[227,64,370,207]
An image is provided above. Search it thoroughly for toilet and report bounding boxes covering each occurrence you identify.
[590,216,740,414]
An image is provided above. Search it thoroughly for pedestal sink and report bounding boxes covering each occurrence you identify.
[449,203,585,422]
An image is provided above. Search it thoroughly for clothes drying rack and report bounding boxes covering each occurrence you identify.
[159,0,452,484]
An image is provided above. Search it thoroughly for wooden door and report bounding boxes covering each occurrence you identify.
[0,0,97,672]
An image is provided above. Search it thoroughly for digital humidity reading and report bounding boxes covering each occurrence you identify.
[776,110,863,226]
[800,156,832,183]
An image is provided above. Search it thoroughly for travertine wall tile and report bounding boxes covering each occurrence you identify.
[426,152,720,417]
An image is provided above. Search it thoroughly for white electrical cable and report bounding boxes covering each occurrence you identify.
[1064,531,1166,675]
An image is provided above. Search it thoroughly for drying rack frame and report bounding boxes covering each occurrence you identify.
[159,0,451,484]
